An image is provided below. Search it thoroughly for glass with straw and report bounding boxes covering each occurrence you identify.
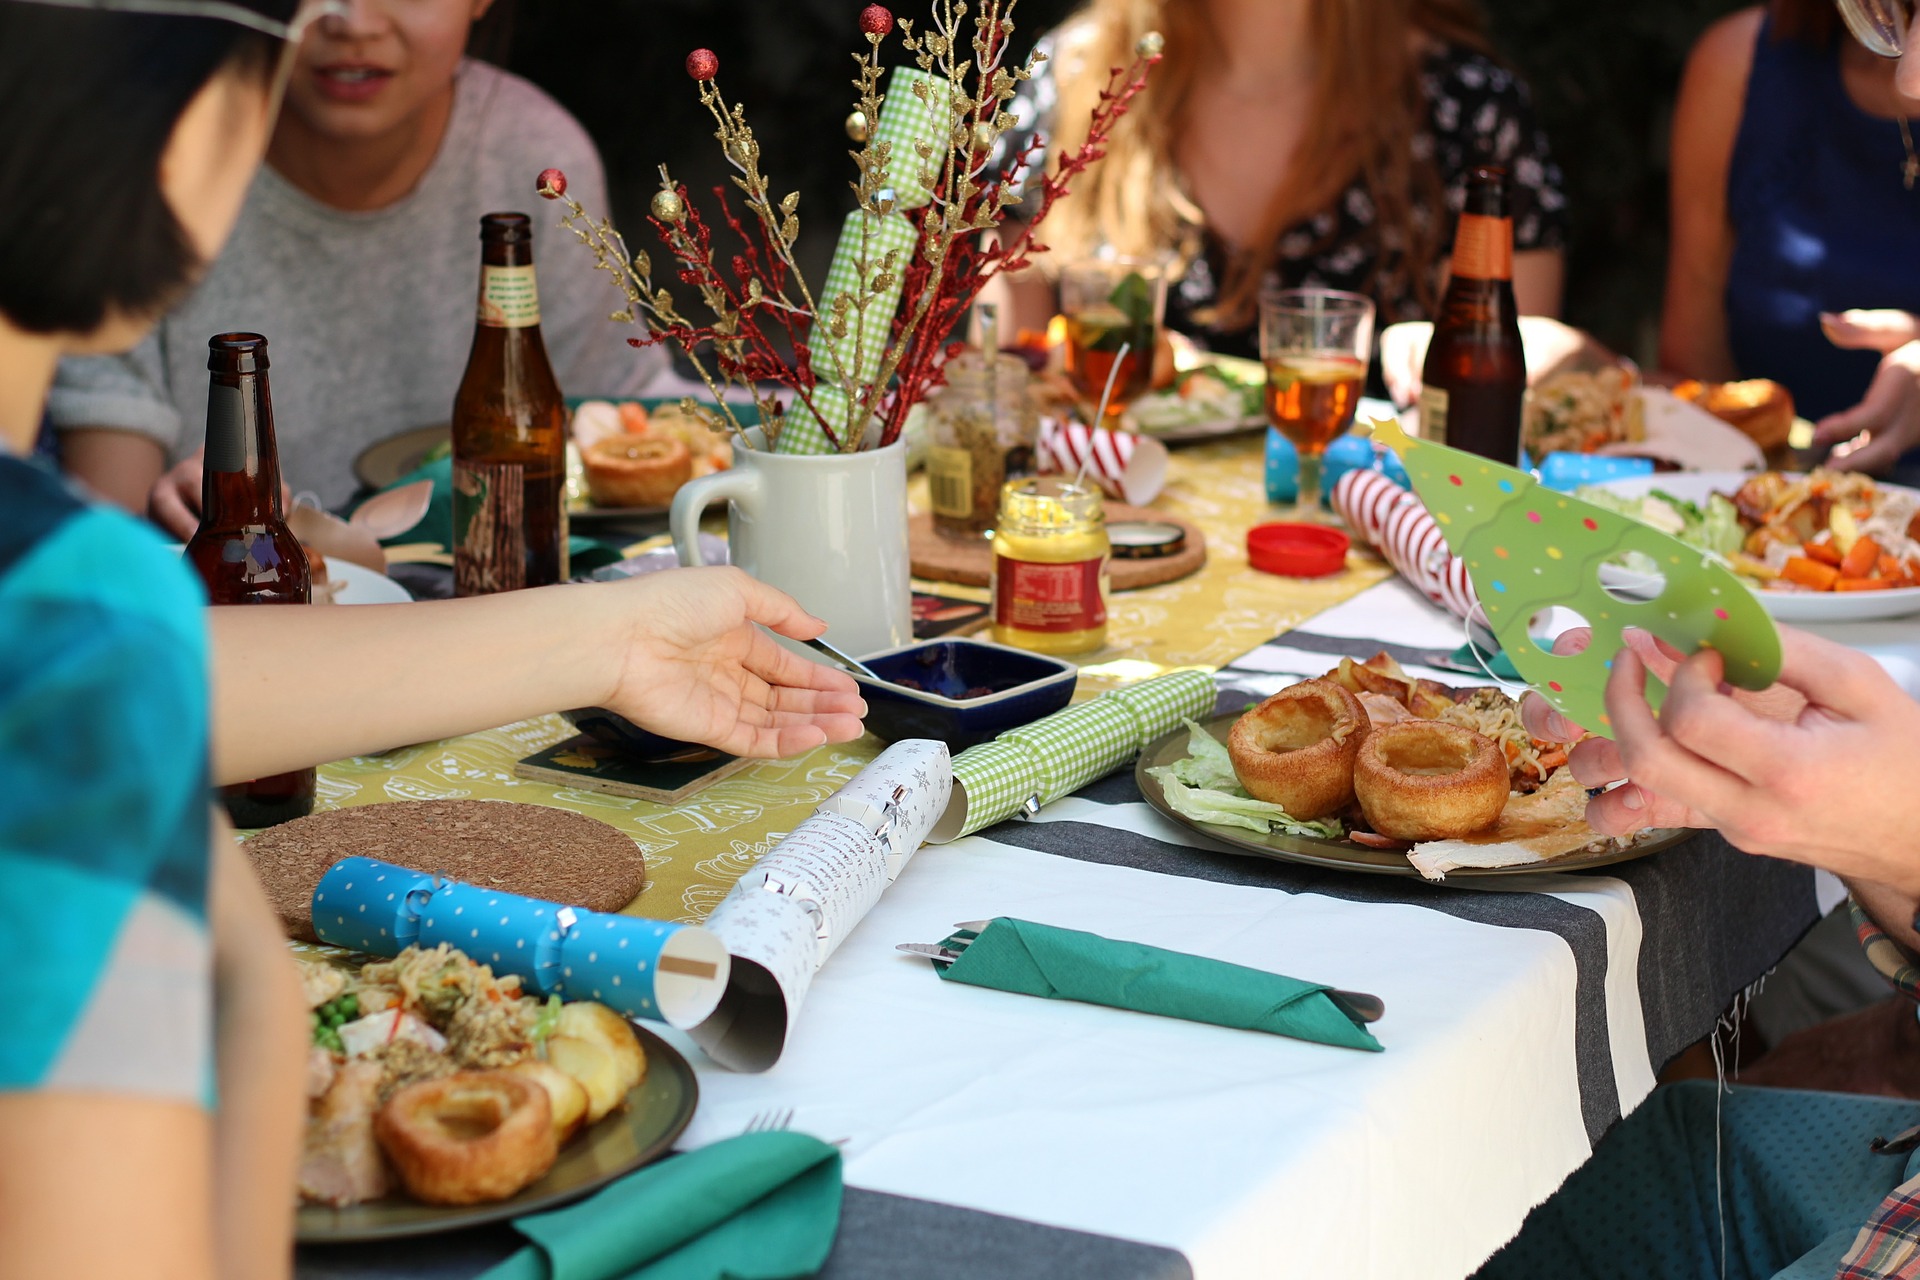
[1259,286,1375,522]
[1059,257,1169,424]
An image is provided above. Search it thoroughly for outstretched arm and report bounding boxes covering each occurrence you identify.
[208,566,867,783]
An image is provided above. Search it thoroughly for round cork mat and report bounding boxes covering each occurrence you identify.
[245,800,647,943]
[910,504,1208,590]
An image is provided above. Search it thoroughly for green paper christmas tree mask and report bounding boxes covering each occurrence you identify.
[1370,419,1781,737]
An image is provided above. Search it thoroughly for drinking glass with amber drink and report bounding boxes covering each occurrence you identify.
[1259,287,1374,521]
[1060,257,1169,422]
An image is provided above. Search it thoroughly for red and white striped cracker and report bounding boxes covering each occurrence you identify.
[1036,418,1168,505]
[1332,468,1479,620]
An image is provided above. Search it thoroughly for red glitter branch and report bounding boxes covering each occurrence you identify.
[876,51,1160,442]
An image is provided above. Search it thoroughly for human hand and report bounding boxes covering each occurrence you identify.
[1522,625,1920,892]
[1821,309,1920,355]
[1378,321,1433,409]
[597,566,867,758]
[1812,338,1920,473]
[148,448,205,540]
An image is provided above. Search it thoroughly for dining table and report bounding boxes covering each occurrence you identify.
[296,430,1872,1280]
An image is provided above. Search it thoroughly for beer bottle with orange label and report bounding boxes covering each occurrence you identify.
[184,332,317,828]
[1419,166,1527,463]
[452,212,568,596]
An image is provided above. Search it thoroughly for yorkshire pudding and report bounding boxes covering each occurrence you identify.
[583,435,693,508]
[1354,721,1507,841]
[1227,678,1369,819]
[374,1070,557,1205]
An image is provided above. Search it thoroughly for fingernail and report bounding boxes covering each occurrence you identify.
[1618,784,1645,811]
[1545,711,1577,741]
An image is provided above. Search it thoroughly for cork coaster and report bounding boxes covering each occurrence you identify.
[245,799,647,942]
[909,504,1208,590]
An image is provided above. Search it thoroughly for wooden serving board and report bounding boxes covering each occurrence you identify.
[909,503,1208,590]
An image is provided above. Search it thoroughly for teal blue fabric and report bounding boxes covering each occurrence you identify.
[1474,1081,1920,1280]
[479,1132,842,1280]
[0,457,212,1102]
[1450,641,1521,682]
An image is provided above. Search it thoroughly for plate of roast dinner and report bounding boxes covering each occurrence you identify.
[1136,655,1688,880]
[295,944,697,1242]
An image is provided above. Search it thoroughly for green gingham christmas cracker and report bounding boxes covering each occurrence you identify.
[928,669,1216,841]
[778,67,948,457]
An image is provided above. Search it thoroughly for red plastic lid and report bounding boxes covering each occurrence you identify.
[1247,522,1350,578]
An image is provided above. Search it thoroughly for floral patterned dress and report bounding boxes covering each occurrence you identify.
[1005,38,1568,358]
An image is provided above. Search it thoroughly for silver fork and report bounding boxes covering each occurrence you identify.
[897,920,1388,1024]
[741,1107,794,1135]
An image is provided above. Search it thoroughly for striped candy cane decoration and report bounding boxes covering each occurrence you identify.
[1036,419,1135,496]
[1332,469,1480,621]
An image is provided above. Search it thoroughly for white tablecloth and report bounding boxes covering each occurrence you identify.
[641,579,1860,1279]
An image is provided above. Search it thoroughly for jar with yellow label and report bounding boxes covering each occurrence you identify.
[991,477,1109,654]
[927,351,1036,537]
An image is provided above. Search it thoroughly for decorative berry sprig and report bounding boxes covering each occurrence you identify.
[540,3,1160,453]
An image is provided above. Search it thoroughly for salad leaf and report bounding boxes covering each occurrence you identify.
[1148,770,1346,837]
[531,993,563,1045]
[1574,486,1744,557]
[1159,718,1240,789]
[1147,722,1345,837]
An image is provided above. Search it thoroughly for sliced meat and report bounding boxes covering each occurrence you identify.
[1356,692,1414,726]
[305,1045,337,1101]
[298,1060,389,1207]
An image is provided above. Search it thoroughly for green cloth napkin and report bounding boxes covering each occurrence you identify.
[943,668,1216,839]
[935,918,1383,1053]
[477,1132,842,1280]
[1448,641,1521,682]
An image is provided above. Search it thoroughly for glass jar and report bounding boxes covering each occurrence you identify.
[927,351,1037,537]
[991,477,1109,655]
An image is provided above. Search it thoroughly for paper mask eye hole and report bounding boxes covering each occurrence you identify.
[1526,606,1592,657]
[1598,551,1667,605]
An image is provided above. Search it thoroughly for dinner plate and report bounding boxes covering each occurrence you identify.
[1588,471,1920,622]
[295,1024,699,1243]
[330,560,413,605]
[1135,712,1692,878]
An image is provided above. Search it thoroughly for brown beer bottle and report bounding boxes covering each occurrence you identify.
[452,212,568,596]
[183,332,317,829]
[1419,166,1527,462]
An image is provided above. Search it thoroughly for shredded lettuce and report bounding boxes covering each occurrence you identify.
[1575,486,1744,557]
[530,993,563,1045]
[1148,721,1345,837]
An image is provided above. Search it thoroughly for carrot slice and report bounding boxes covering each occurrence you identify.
[1804,541,1844,567]
[1783,557,1841,590]
[1841,536,1883,579]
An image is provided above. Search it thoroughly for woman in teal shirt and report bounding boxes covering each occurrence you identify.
[0,4,865,1275]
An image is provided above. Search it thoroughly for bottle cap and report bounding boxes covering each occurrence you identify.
[1247,522,1350,578]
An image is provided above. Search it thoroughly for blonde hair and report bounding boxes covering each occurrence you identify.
[1038,0,1492,328]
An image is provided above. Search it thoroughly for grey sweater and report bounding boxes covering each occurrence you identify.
[49,60,662,508]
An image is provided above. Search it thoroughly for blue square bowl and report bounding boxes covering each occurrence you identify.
[851,639,1078,750]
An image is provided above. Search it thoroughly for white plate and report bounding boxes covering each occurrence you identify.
[1588,471,1920,622]
[330,559,412,605]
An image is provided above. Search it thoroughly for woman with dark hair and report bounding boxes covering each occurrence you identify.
[1665,0,1920,473]
[993,0,1568,356]
[0,4,863,1274]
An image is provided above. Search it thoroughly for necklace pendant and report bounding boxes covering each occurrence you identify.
[1906,155,1918,191]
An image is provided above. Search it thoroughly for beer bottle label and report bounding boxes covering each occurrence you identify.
[1419,385,1451,447]
[453,459,528,594]
[928,446,974,519]
[1449,213,1513,282]
[477,264,541,328]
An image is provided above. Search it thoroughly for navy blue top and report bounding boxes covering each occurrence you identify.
[1725,18,1920,420]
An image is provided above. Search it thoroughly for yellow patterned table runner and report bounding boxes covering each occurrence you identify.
[316,434,1390,923]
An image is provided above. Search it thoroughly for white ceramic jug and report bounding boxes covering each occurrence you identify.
[670,431,911,659]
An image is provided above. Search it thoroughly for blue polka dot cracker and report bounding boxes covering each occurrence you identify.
[310,856,730,1030]
[1371,419,1781,736]
[309,857,434,955]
